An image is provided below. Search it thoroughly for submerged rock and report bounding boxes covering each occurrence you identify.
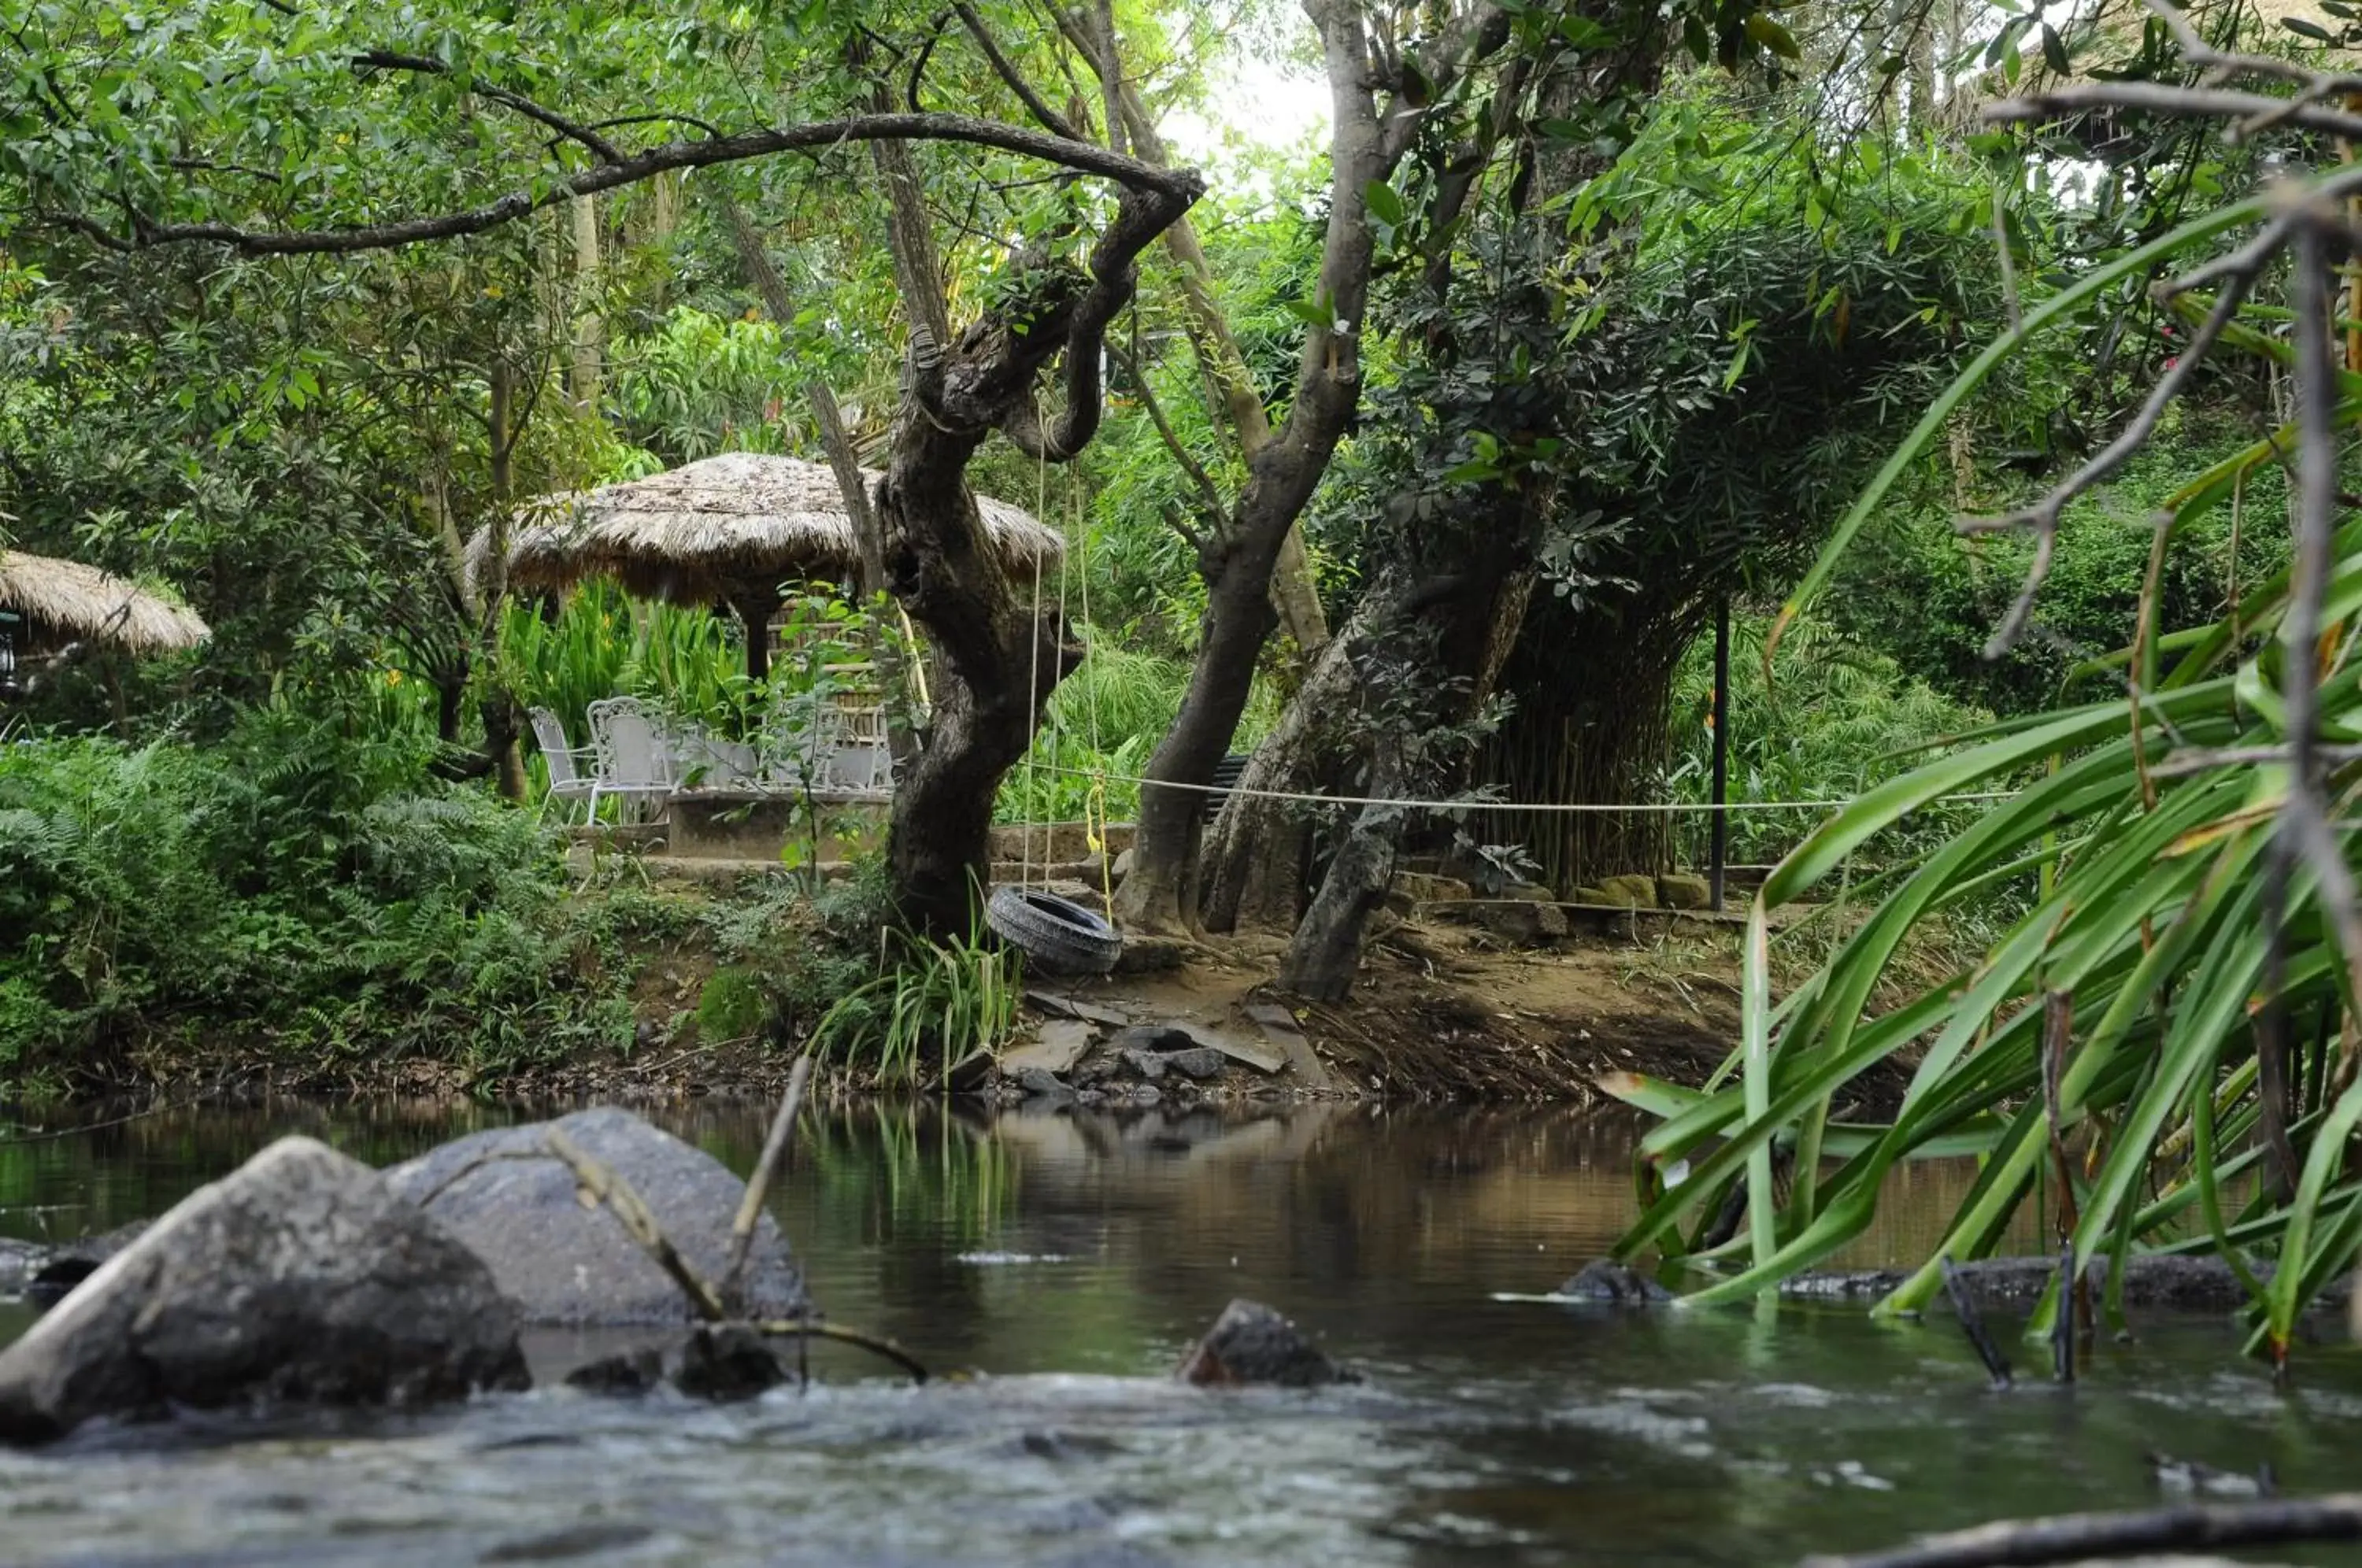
[1780,1254,2344,1312]
[564,1346,666,1396]
[564,1328,785,1402]
[385,1107,811,1327]
[1176,1299,1349,1389]
[1557,1259,1673,1305]
[0,1137,527,1443]
[0,1239,51,1299]
[668,1325,787,1401]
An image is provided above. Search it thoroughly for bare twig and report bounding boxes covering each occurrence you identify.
[752,1318,931,1384]
[542,1128,727,1322]
[2051,1239,2077,1382]
[1955,227,2277,657]
[2153,743,2362,775]
[1940,1259,2013,1388]
[721,1054,814,1313]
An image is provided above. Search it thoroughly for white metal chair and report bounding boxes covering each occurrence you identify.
[586,696,676,823]
[823,704,894,793]
[528,707,598,824]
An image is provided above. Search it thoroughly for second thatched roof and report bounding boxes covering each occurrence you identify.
[0,549,211,654]
[467,452,1066,606]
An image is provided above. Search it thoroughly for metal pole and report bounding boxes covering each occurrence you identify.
[1709,597,1731,913]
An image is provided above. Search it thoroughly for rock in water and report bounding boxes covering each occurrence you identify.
[0,1137,527,1443]
[1557,1259,1673,1304]
[385,1107,811,1326]
[1176,1299,1349,1389]
[668,1325,787,1402]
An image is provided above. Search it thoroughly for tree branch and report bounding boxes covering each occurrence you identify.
[351,50,626,166]
[1110,341,1223,519]
[953,2,1082,139]
[42,112,1202,256]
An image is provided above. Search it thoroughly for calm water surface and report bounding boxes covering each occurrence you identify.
[0,1100,2356,1567]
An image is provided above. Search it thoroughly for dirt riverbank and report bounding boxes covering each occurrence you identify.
[99,904,1766,1108]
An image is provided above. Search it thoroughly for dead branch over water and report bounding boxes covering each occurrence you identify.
[1799,1492,2362,1568]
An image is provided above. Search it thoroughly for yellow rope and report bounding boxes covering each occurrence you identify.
[1072,466,1114,911]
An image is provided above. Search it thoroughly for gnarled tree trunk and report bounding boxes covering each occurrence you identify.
[1116,2,1516,935]
[872,172,1198,934]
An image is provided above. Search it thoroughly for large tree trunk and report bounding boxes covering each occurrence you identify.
[1198,626,1362,932]
[863,148,1197,934]
[1279,749,1405,1000]
[1117,1,1513,934]
[1120,529,1284,928]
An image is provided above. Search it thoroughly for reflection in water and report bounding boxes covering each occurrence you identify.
[0,1100,2353,1566]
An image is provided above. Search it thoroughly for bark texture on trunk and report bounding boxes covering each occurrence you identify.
[1198,626,1361,933]
[1279,750,1404,1000]
[568,194,602,412]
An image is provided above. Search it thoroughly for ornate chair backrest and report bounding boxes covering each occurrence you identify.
[587,697,672,790]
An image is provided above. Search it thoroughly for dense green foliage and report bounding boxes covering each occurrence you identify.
[0,717,626,1081]
[1662,613,1994,869]
[1833,409,2294,716]
[1609,102,2362,1361]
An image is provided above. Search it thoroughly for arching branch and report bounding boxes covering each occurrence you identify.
[953,2,1083,140]
[39,113,1202,256]
[350,50,626,165]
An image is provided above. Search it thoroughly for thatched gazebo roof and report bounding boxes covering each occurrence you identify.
[466,452,1066,607]
[0,549,210,654]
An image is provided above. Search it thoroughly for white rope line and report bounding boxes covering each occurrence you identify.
[1027,761,2020,815]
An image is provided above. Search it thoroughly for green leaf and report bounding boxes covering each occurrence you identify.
[2040,24,2070,76]
[1363,179,1406,230]
[1744,13,1802,59]
[2283,16,2338,42]
[1283,295,1337,329]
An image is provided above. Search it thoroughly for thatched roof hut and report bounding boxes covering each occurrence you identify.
[0,549,210,658]
[469,453,1064,604]
[465,453,1065,681]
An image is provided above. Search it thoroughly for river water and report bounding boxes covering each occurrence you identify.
[0,1100,2355,1566]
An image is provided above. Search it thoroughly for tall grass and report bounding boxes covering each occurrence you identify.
[1608,178,2362,1368]
[498,582,749,745]
[807,919,1018,1088]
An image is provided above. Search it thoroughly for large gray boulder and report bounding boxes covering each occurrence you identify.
[385,1107,811,1326]
[0,1137,527,1443]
